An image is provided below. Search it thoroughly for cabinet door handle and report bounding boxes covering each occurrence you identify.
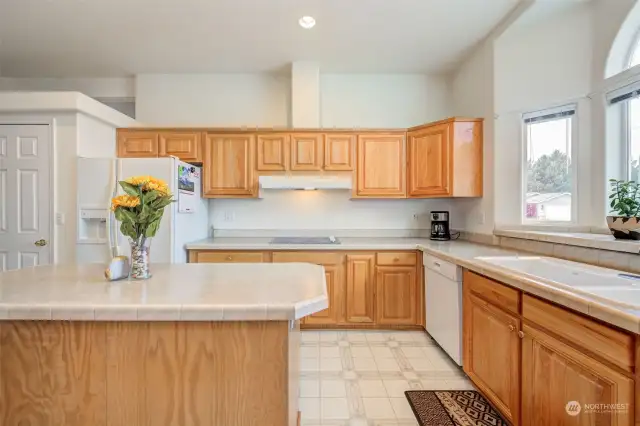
[394,257,400,262]
[508,324,515,332]
[518,331,525,339]
[226,256,232,261]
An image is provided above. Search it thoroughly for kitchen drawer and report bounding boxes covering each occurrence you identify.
[191,251,266,263]
[272,252,343,265]
[464,271,520,315]
[376,252,417,266]
[523,294,634,372]
[424,254,461,281]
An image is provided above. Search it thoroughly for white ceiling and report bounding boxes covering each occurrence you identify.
[0,0,520,77]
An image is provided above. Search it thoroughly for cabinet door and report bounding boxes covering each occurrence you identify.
[203,134,256,197]
[463,292,520,424]
[355,134,406,198]
[521,324,633,426]
[305,264,343,325]
[291,134,323,171]
[117,131,159,158]
[159,131,201,162]
[324,134,355,171]
[408,123,451,197]
[375,266,416,325]
[256,134,289,171]
[345,254,375,323]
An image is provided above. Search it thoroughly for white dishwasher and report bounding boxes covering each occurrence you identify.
[424,253,463,366]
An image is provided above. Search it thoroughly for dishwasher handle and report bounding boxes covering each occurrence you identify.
[424,254,462,282]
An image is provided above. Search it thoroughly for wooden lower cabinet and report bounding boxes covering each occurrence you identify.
[463,271,637,426]
[375,266,417,325]
[463,292,520,424]
[345,254,375,323]
[305,264,343,325]
[188,250,423,329]
[521,324,634,426]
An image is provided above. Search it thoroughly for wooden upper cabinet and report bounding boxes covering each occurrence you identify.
[375,266,416,325]
[256,134,289,171]
[463,292,520,424]
[521,324,633,426]
[202,134,256,198]
[117,131,159,158]
[158,131,201,162]
[345,254,375,324]
[355,134,406,198]
[291,134,323,171]
[324,134,355,171]
[408,118,483,198]
[408,123,451,197]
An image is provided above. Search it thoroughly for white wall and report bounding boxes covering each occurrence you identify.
[492,1,594,227]
[320,74,452,128]
[494,2,593,114]
[452,42,495,234]
[0,77,134,98]
[77,113,117,157]
[135,74,291,126]
[210,191,465,231]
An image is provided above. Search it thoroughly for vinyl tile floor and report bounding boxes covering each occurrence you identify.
[298,330,475,426]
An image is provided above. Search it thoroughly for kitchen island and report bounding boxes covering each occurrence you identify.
[0,263,327,426]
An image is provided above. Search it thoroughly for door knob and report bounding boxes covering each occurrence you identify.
[34,239,47,247]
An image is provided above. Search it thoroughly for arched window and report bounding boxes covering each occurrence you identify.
[628,30,640,69]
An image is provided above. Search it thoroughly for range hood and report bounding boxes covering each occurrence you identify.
[259,175,352,190]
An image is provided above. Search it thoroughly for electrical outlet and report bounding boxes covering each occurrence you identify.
[413,214,419,221]
[223,211,234,222]
[55,212,65,226]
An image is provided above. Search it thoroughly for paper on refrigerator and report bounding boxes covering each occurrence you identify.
[177,164,198,213]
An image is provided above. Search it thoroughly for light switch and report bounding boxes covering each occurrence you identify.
[56,212,65,225]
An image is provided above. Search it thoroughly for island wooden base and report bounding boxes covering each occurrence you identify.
[0,320,300,426]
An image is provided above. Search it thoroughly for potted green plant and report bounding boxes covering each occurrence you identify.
[608,178,640,240]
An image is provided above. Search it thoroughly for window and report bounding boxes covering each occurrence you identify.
[523,105,576,223]
[607,82,640,180]
[628,29,640,69]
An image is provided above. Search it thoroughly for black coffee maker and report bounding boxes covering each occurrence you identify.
[430,211,451,241]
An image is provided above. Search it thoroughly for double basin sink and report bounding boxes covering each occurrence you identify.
[475,256,640,310]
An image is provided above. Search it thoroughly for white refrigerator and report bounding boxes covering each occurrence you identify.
[77,157,209,264]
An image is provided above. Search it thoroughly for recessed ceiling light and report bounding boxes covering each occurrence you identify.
[299,16,316,29]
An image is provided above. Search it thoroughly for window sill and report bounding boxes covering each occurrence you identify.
[494,228,640,254]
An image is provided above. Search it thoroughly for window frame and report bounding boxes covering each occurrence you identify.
[521,104,579,225]
[626,26,640,70]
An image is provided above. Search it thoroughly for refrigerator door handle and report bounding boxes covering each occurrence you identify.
[108,159,122,258]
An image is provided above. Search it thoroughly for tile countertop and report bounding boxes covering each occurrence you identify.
[0,263,328,322]
[188,237,640,334]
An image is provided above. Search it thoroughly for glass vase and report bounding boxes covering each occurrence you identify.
[129,236,152,280]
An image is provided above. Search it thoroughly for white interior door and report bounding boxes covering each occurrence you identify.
[0,125,51,271]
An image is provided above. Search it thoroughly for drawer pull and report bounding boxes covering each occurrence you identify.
[508,324,515,332]
[518,331,525,339]
[394,257,400,262]
[226,256,232,261]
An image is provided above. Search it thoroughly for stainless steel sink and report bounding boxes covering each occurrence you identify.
[269,237,341,245]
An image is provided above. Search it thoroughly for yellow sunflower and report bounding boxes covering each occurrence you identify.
[124,176,151,186]
[111,195,140,211]
[143,177,171,195]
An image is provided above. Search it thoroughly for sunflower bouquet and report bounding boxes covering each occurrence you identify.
[111,176,174,279]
